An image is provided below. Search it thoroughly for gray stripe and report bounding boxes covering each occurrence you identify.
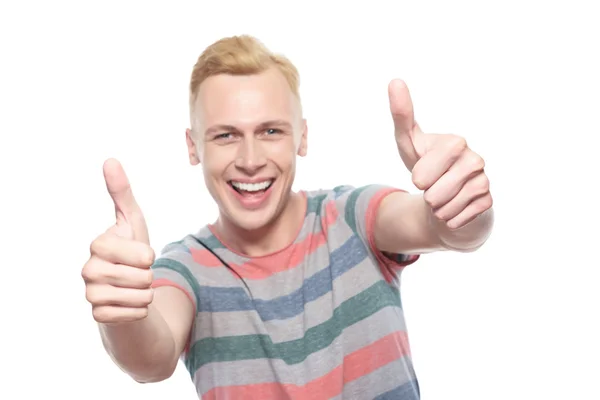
[190,255,405,342]
[332,358,417,400]
[192,307,408,391]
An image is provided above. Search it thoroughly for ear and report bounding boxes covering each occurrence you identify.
[186,128,201,165]
[296,119,308,157]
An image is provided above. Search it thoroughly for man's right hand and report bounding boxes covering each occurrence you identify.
[82,158,155,324]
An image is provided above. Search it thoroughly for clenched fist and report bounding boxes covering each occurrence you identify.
[82,158,155,324]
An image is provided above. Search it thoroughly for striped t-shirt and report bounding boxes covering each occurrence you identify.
[151,184,421,399]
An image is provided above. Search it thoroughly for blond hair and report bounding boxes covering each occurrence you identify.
[189,35,301,131]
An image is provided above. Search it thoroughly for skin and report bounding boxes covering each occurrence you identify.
[82,159,194,383]
[185,67,309,256]
[375,79,494,254]
[81,70,494,384]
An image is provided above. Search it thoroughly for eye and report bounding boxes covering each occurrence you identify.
[215,132,232,140]
[265,128,281,135]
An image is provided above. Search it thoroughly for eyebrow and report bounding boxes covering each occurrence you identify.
[205,119,293,136]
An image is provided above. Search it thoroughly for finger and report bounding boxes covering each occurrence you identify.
[86,284,154,307]
[421,147,484,207]
[103,158,139,222]
[389,79,416,137]
[103,158,149,243]
[431,172,490,221]
[92,305,149,324]
[446,193,493,230]
[82,258,154,289]
[389,79,423,168]
[412,134,467,191]
[90,232,155,268]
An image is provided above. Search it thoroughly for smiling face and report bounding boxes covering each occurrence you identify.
[186,67,308,234]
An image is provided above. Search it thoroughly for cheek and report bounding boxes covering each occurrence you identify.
[268,143,296,169]
[201,150,230,180]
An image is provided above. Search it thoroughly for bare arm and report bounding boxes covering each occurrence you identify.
[86,159,197,383]
[374,191,494,254]
[99,286,195,383]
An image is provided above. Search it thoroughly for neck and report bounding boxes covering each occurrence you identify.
[214,191,306,257]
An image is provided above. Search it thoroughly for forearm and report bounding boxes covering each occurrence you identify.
[99,303,177,383]
[375,192,494,254]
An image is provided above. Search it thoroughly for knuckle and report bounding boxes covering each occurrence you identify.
[89,238,101,256]
[92,306,110,323]
[90,233,111,257]
[481,194,493,210]
[141,247,156,267]
[137,307,149,320]
[143,289,154,305]
[85,287,99,305]
[468,153,485,171]
[423,191,436,207]
[475,174,490,194]
[142,270,154,287]
[81,262,93,282]
[82,258,109,283]
[412,173,427,190]
[433,208,447,220]
[448,134,467,152]
[81,268,97,284]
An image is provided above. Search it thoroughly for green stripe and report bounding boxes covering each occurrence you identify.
[344,185,370,235]
[152,259,202,312]
[197,234,225,249]
[306,193,327,216]
[333,185,350,196]
[185,280,401,374]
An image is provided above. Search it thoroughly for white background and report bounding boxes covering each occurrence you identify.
[1,1,599,399]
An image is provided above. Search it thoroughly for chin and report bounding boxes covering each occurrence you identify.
[228,209,278,232]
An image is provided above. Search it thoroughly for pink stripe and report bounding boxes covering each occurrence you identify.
[202,331,410,400]
[189,231,327,280]
[364,188,420,283]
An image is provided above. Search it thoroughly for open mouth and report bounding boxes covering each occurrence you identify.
[228,179,274,196]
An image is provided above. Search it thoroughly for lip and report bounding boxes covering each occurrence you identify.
[227,179,275,210]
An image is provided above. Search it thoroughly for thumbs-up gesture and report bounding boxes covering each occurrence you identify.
[389,79,493,230]
[82,159,155,324]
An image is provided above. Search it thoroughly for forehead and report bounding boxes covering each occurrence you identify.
[194,68,297,129]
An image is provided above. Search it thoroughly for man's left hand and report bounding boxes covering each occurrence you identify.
[388,79,493,230]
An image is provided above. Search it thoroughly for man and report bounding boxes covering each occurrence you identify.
[82,35,494,399]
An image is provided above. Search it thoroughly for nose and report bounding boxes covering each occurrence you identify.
[234,136,267,173]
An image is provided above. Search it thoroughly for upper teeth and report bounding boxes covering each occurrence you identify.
[231,180,273,192]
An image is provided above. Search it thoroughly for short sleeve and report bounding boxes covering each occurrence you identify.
[150,239,201,312]
[334,184,420,284]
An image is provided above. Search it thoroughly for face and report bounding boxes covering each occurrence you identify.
[186,67,308,232]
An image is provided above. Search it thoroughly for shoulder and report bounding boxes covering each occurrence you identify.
[298,184,398,234]
[303,184,400,213]
[155,225,218,262]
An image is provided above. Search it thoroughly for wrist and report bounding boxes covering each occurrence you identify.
[431,207,494,252]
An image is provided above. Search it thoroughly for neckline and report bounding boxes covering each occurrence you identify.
[206,190,308,259]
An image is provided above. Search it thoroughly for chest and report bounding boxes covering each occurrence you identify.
[194,243,396,349]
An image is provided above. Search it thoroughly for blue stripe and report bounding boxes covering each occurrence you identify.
[196,234,371,320]
[374,380,420,400]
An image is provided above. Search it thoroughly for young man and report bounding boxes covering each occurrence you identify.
[82,35,494,399]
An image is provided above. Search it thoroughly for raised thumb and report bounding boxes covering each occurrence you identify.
[103,158,150,244]
[388,79,425,170]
